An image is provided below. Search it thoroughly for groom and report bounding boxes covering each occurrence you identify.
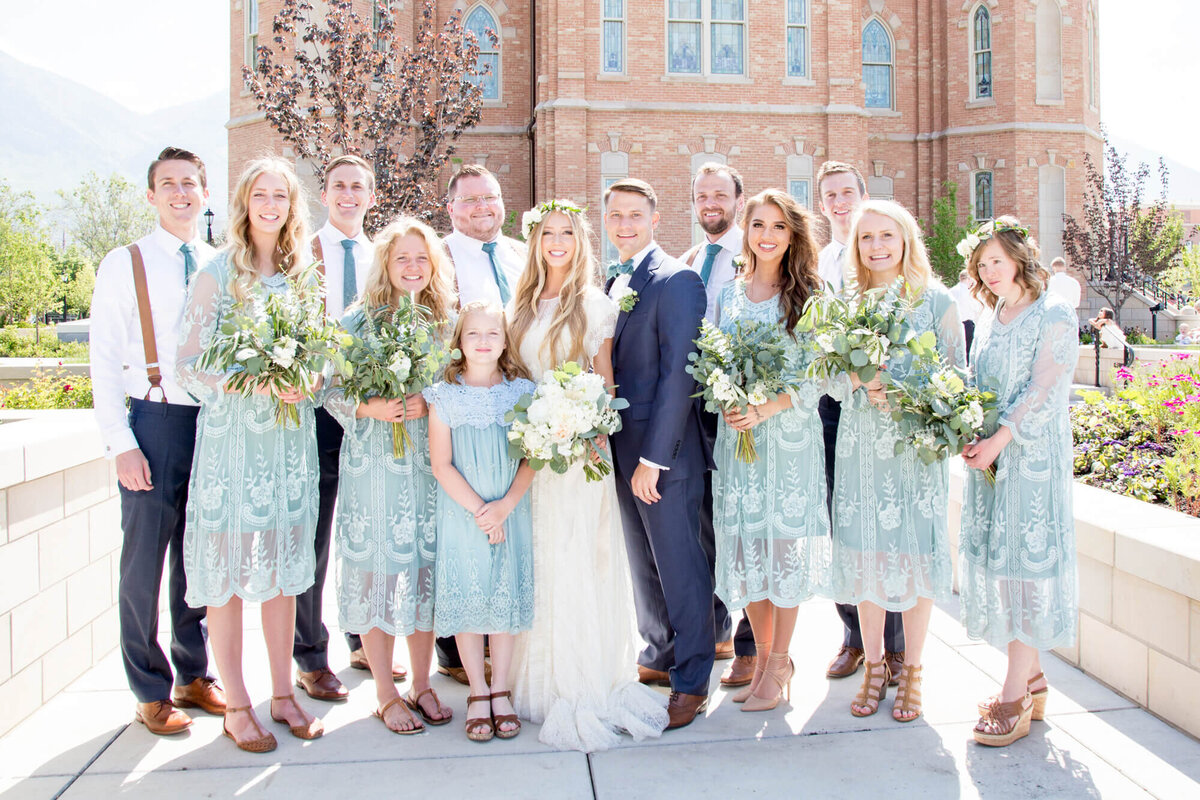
[604,178,714,729]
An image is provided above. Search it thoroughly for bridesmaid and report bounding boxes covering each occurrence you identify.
[324,217,456,734]
[831,200,964,722]
[177,158,323,752]
[958,216,1077,747]
[712,189,831,712]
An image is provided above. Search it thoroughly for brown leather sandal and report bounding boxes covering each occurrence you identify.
[404,687,453,726]
[850,659,891,717]
[373,696,424,735]
[974,692,1034,746]
[464,694,494,742]
[978,672,1048,721]
[891,664,923,722]
[490,690,521,739]
[223,704,277,753]
[270,694,324,740]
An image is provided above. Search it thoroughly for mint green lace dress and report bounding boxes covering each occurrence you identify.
[423,378,536,636]
[712,281,832,609]
[177,254,318,607]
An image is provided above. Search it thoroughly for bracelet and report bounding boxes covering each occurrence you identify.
[753,405,761,420]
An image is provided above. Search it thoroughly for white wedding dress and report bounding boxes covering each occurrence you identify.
[510,286,669,752]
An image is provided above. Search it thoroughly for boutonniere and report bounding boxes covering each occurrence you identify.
[732,255,747,275]
[613,285,639,312]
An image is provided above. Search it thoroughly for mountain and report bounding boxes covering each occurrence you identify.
[1107,132,1200,207]
[0,50,229,223]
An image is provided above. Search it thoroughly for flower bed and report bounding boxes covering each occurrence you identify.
[1072,353,1200,516]
[0,363,93,410]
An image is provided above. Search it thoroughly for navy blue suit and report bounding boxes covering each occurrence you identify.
[610,245,715,696]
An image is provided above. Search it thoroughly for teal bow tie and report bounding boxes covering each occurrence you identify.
[606,259,635,281]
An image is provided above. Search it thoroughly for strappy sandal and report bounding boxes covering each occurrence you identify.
[464,694,494,742]
[731,640,771,704]
[977,672,1048,721]
[490,690,521,740]
[850,659,891,717]
[891,664,923,722]
[223,704,277,753]
[373,696,424,735]
[404,687,453,726]
[742,653,794,712]
[974,692,1034,747]
[270,694,324,740]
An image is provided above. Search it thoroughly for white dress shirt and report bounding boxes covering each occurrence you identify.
[1047,272,1083,309]
[444,230,526,306]
[685,226,742,323]
[949,280,983,324]
[90,226,215,457]
[818,240,848,294]
[315,221,373,318]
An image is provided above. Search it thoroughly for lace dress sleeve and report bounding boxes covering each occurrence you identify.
[1000,300,1077,446]
[583,287,619,360]
[176,261,231,404]
[323,308,364,431]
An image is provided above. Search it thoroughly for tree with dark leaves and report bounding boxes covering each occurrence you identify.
[244,0,495,232]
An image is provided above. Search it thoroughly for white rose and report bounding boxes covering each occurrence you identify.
[816,332,836,353]
[747,383,769,406]
[521,209,543,240]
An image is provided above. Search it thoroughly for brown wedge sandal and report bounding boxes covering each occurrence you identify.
[850,659,891,717]
[270,694,324,740]
[974,692,1034,747]
[404,687,453,726]
[490,690,521,739]
[464,694,495,742]
[373,696,424,735]
[223,704,277,753]
[731,640,771,704]
[977,672,1048,721]
[891,664,923,722]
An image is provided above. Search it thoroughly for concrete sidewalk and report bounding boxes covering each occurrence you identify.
[2,595,1198,799]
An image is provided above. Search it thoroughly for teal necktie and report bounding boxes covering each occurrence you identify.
[179,243,196,285]
[699,243,723,286]
[606,259,635,281]
[481,241,511,304]
[341,239,357,309]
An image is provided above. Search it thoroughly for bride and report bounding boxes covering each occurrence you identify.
[507,200,669,752]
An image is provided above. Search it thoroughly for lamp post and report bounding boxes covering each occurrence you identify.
[204,208,215,245]
[61,273,70,322]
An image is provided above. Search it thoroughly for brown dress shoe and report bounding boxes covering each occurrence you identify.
[666,691,709,729]
[720,654,756,687]
[714,639,735,660]
[885,651,905,687]
[637,665,671,687]
[437,663,491,685]
[135,700,192,735]
[349,648,409,682]
[296,668,349,701]
[826,645,865,678]
[173,677,227,715]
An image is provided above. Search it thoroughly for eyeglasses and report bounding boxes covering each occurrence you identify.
[453,194,501,206]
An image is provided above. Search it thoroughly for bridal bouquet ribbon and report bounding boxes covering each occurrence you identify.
[505,361,628,482]
[797,276,936,384]
[198,263,341,429]
[334,294,455,459]
[686,317,797,463]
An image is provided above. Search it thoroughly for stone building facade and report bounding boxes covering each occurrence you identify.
[228,0,1102,258]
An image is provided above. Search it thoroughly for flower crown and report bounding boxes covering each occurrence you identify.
[955,219,1030,264]
[521,199,586,240]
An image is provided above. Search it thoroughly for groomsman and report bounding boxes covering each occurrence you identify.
[295,154,397,702]
[679,163,755,688]
[815,160,906,684]
[443,164,526,306]
[91,147,226,734]
[605,178,714,729]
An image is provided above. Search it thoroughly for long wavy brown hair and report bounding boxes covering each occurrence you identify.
[966,215,1048,309]
[353,216,456,323]
[507,205,600,368]
[224,157,310,304]
[740,189,821,336]
[442,301,531,385]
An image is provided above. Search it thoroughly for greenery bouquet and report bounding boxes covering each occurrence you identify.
[686,316,797,463]
[505,361,628,482]
[198,264,340,428]
[334,294,455,459]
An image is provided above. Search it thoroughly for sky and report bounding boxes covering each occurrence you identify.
[0,0,1195,169]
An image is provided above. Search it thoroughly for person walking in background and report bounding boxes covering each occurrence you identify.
[949,269,983,360]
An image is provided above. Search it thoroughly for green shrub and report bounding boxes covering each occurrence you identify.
[0,329,89,360]
[0,364,93,409]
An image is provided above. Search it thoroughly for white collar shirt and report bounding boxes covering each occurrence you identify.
[949,281,984,323]
[818,240,847,295]
[1047,272,1083,309]
[89,225,216,456]
[607,242,657,299]
[316,221,373,318]
[444,230,527,307]
[687,225,742,323]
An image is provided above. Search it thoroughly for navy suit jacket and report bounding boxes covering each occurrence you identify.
[610,245,713,479]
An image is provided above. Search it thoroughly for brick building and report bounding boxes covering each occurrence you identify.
[227,0,1102,259]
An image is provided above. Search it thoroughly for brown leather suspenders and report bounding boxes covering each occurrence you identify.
[125,244,167,402]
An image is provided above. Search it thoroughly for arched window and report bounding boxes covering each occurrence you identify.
[862,20,893,109]
[465,6,500,101]
[1036,0,1063,102]
[973,171,994,222]
[971,5,992,99]
[786,0,809,78]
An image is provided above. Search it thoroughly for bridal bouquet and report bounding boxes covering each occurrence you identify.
[198,264,341,428]
[505,361,628,482]
[797,276,936,384]
[686,317,796,463]
[334,294,455,459]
